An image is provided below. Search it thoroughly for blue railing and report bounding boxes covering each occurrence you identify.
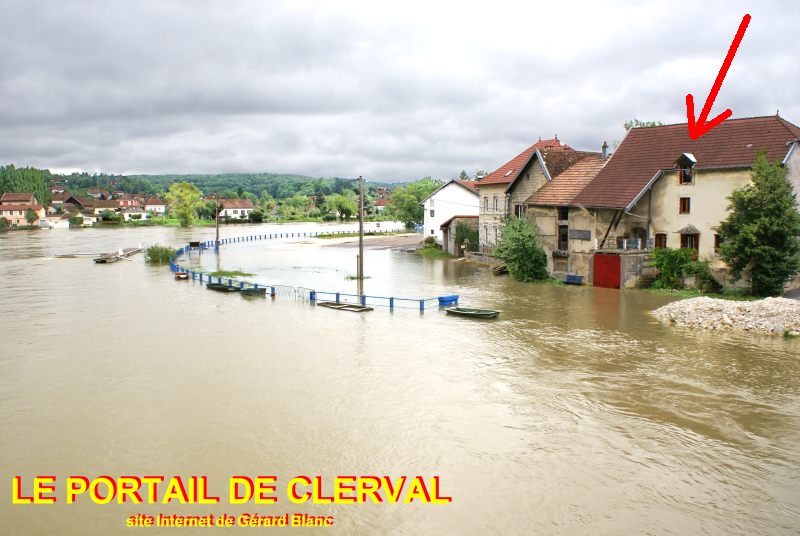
[167,228,458,313]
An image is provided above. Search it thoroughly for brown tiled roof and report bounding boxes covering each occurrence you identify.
[374,199,390,206]
[539,148,598,180]
[94,200,119,209]
[572,115,800,210]
[221,199,255,209]
[1,192,36,203]
[144,198,165,205]
[527,154,606,206]
[478,138,572,186]
[0,204,44,212]
[454,179,478,190]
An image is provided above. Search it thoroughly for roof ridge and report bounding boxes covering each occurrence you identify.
[630,114,796,130]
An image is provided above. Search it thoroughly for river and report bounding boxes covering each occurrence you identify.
[1,223,799,535]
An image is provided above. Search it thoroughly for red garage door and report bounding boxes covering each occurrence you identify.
[593,253,621,289]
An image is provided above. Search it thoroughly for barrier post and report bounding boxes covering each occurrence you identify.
[389,297,394,310]
[270,286,276,298]
[419,300,424,312]
[228,278,232,287]
[361,295,366,307]
[310,290,316,302]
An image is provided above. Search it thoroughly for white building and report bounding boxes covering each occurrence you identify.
[419,180,479,242]
[144,198,166,214]
[220,199,255,219]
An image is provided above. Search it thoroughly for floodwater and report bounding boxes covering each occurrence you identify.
[1,223,799,535]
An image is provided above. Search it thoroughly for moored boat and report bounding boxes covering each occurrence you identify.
[174,272,189,280]
[445,306,500,319]
[206,282,241,292]
[240,286,267,296]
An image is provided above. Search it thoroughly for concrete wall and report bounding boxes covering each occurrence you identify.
[422,182,479,242]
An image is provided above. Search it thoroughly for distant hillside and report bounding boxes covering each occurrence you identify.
[51,171,398,200]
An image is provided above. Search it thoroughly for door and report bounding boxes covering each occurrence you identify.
[593,253,621,289]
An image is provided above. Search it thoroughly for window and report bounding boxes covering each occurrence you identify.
[679,166,694,184]
[494,226,498,242]
[483,225,488,241]
[514,204,524,218]
[655,233,667,249]
[429,209,434,217]
[558,225,569,250]
[558,207,569,221]
[679,197,691,214]
[483,196,488,211]
[714,234,723,253]
[493,196,498,212]
[430,229,434,235]
[680,233,699,254]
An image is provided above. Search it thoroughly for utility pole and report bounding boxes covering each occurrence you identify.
[357,175,365,297]
[215,194,220,251]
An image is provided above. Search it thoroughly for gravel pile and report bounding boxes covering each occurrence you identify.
[652,297,800,336]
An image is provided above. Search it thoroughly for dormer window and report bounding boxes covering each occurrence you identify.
[675,153,696,185]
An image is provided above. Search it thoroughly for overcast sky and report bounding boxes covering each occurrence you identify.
[0,0,797,181]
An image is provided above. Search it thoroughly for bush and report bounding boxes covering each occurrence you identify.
[493,218,548,282]
[248,209,264,223]
[651,248,694,289]
[322,214,337,221]
[454,222,479,252]
[422,236,438,248]
[145,245,176,264]
[686,260,723,293]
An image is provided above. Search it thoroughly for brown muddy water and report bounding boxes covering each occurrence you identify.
[1,223,799,535]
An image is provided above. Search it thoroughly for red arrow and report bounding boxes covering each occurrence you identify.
[686,14,751,140]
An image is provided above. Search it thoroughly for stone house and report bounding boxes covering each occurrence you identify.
[475,137,598,254]
[566,114,800,289]
[0,192,38,205]
[526,151,608,276]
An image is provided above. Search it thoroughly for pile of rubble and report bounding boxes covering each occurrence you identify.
[652,297,800,336]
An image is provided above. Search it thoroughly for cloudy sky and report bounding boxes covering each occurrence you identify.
[0,0,797,181]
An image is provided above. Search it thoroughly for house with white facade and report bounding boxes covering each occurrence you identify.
[220,199,255,219]
[419,180,479,242]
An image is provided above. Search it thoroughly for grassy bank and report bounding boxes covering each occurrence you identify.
[416,248,453,259]
[208,270,254,277]
[644,288,759,301]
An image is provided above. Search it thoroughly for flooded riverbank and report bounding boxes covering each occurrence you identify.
[2,223,799,535]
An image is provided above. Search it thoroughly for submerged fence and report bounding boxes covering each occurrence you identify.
[168,228,459,312]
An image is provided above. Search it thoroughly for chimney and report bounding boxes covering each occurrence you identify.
[601,141,609,160]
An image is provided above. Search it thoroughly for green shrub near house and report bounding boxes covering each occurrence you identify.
[650,248,722,293]
[455,222,479,252]
[145,245,176,264]
[493,218,548,282]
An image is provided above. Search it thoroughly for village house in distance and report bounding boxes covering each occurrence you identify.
[474,114,800,289]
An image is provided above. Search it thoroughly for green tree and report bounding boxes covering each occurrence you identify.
[493,218,548,282]
[623,118,664,130]
[25,208,38,225]
[165,182,204,227]
[324,193,357,221]
[384,177,441,226]
[717,152,800,296]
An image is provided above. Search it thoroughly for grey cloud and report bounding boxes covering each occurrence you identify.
[0,0,797,180]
